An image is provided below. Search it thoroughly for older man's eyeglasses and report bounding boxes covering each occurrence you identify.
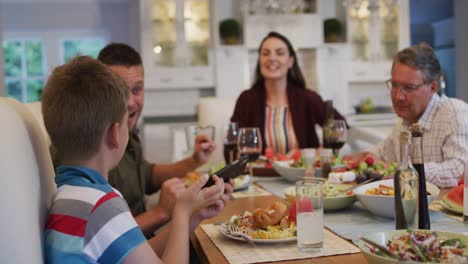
[385,79,428,94]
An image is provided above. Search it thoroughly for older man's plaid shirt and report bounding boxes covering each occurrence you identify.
[368,94,468,188]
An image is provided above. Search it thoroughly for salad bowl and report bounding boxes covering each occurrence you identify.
[357,230,468,263]
[283,183,356,211]
[272,160,346,183]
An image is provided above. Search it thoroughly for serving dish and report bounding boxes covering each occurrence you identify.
[353,179,440,219]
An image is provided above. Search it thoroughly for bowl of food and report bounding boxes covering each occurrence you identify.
[272,160,347,183]
[356,229,468,263]
[284,182,356,211]
[272,160,308,182]
[353,179,440,219]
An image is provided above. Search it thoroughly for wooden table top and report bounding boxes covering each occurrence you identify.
[191,194,367,264]
[191,185,450,264]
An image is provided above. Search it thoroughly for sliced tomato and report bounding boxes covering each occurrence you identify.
[364,156,375,166]
[289,149,302,161]
[276,153,288,161]
[265,147,275,160]
[346,160,358,170]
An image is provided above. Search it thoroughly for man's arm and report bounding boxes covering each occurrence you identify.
[151,135,215,189]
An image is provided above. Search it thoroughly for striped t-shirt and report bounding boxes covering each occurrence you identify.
[265,104,298,154]
[44,166,146,264]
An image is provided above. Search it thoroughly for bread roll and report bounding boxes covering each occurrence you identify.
[252,202,288,229]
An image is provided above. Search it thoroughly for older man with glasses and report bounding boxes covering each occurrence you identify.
[346,43,468,188]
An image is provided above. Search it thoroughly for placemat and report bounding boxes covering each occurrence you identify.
[201,224,360,264]
[231,185,272,198]
[255,177,468,242]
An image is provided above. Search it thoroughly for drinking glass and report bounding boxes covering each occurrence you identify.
[296,179,324,253]
[237,127,262,175]
[223,122,239,164]
[324,120,347,155]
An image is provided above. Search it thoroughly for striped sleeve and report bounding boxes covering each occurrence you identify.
[83,192,146,264]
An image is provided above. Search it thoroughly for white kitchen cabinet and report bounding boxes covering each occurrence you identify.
[331,0,410,117]
[214,45,250,99]
[345,0,409,63]
[244,14,323,49]
[139,0,215,89]
[316,44,349,113]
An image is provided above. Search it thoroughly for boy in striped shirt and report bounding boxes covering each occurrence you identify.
[42,56,225,263]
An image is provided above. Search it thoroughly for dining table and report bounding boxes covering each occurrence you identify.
[191,177,452,264]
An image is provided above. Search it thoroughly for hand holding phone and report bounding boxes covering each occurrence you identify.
[203,155,250,188]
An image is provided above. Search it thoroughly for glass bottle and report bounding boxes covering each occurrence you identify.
[411,123,431,229]
[394,130,418,230]
[319,148,332,179]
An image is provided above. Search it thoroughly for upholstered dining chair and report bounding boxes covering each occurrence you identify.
[0,98,55,263]
[197,97,237,169]
[24,101,50,146]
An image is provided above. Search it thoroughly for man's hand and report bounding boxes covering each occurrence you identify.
[158,178,186,217]
[192,135,215,165]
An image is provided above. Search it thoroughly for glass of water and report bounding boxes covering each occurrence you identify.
[296,178,324,253]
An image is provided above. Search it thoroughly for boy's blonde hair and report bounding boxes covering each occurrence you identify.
[42,56,128,161]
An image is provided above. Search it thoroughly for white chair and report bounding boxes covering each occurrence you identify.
[24,101,51,146]
[0,97,55,264]
[197,97,237,169]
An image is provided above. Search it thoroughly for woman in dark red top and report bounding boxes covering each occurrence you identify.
[230,32,346,153]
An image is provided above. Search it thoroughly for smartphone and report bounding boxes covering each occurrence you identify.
[203,155,250,188]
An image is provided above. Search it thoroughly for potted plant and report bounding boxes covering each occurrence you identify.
[219,18,241,45]
[324,18,343,43]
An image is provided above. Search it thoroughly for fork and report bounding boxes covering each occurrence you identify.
[227,224,256,247]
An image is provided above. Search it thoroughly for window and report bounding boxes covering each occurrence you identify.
[3,39,46,102]
[62,38,105,63]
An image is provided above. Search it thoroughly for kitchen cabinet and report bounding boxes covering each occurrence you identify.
[345,0,409,79]
[139,0,214,89]
[326,0,410,115]
[244,14,323,49]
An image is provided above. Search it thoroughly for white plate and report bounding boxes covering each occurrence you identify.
[233,174,252,191]
[439,198,463,215]
[218,224,296,243]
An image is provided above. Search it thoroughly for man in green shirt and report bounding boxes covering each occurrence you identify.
[97,43,232,239]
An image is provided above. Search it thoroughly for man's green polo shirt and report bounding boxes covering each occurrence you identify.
[109,132,155,216]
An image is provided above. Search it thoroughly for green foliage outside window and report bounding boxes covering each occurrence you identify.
[25,41,44,77]
[3,41,22,78]
[63,38,105,62]
[2,39,45,102]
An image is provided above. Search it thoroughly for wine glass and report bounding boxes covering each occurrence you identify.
[223,122,239,164]
[237,127,262,176]
[324,120,347,156]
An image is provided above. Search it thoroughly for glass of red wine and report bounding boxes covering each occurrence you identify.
[324,120,347,155]
[237,127,262,176]
[223,122,239,164]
